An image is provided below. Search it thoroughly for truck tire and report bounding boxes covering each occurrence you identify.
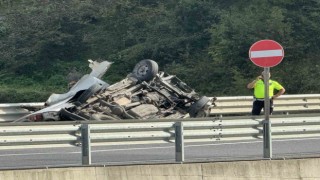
[189,96,210,118]
[132,59,158,82]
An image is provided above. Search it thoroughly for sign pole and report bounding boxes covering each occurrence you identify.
[263,67,272,158]
[249,39,284,159]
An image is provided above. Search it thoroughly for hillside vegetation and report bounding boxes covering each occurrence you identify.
[0,0,319,102]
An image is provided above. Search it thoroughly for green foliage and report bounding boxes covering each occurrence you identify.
[208,0,320,95]
[0,84,59,103]
[0,0,320,102]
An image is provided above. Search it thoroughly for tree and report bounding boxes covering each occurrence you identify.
[207,0,318,95]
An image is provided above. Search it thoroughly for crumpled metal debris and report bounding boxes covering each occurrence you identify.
[15,59,215,122]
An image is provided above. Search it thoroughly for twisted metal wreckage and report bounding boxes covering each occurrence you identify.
[15,59,215,122]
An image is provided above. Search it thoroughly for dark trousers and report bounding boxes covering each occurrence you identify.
[251,99,274,115]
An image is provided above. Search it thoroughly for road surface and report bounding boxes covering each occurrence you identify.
[0,137,320,169]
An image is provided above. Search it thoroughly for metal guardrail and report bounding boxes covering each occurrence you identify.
[0,94,319,122]
[0,102,44,122]
[0,114,320,164]
[211,94,320,115]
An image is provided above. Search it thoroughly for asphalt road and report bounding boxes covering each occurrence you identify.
[1,137,320,170]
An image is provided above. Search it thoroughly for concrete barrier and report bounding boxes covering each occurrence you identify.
[1,158,320,180]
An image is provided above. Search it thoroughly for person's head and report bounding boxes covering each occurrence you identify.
[261,71,271,78]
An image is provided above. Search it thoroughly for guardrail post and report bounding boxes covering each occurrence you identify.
[81,124,91,165]
[175,121,184,163]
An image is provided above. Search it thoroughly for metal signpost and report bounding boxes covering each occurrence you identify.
[249,40,284,158]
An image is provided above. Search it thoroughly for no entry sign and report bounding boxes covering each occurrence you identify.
[249,40,284,67]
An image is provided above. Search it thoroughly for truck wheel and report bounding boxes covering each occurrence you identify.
[132,59,158,82]
[189,96,210,118]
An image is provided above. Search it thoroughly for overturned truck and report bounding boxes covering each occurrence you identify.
[15,59,215,122]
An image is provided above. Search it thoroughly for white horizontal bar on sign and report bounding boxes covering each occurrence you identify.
[250,49,283,58]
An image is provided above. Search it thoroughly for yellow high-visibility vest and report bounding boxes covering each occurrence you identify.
[253,79,284,98]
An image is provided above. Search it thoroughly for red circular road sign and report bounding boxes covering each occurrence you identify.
[249,40,284,67]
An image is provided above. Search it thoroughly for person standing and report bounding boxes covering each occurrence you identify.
[247,72,285,115]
